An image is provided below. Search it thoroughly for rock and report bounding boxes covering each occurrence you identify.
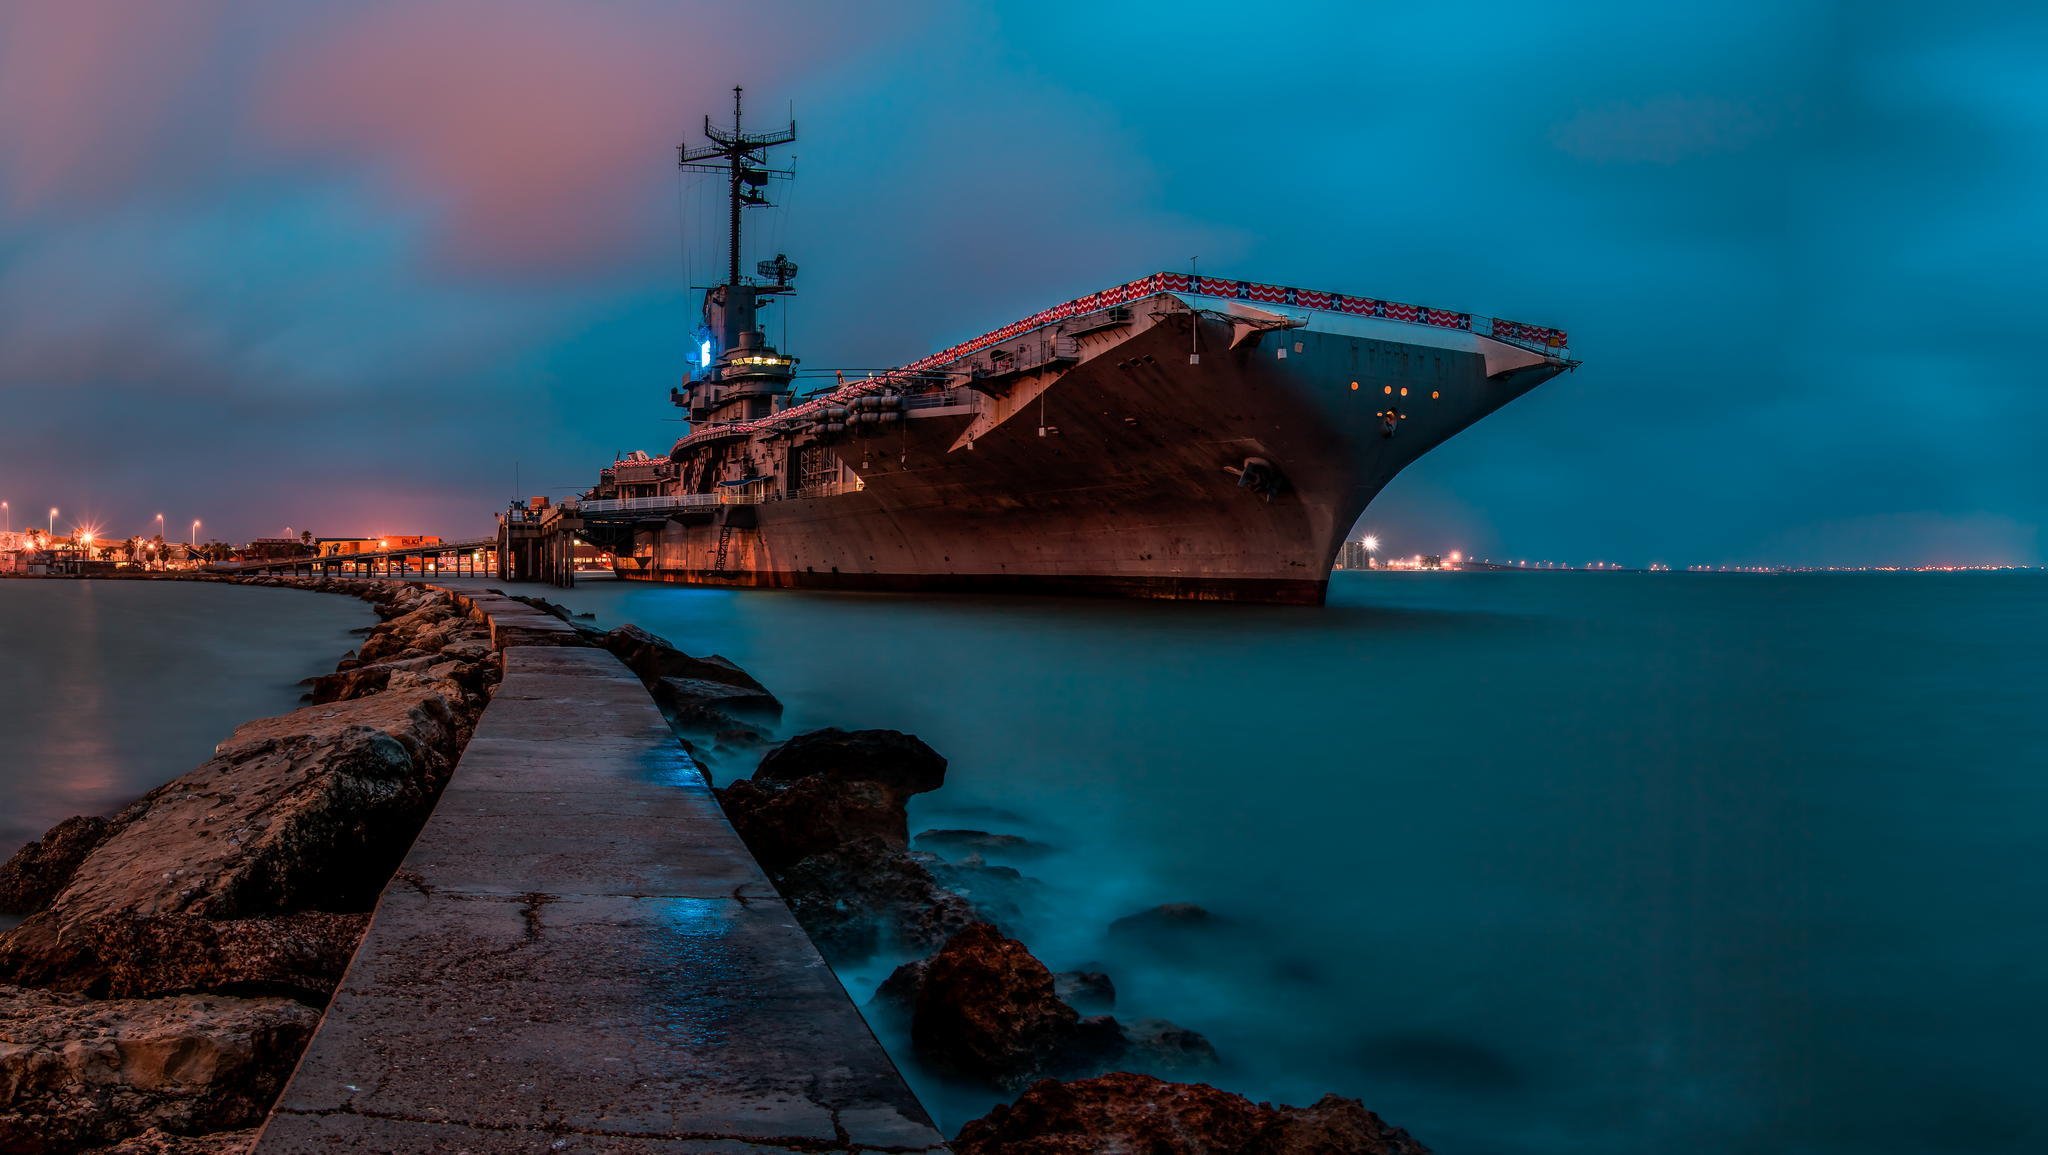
[652,675,780,715]
[653,697,752,740]
[0,910,369,1001]
[1110,902,1223,938]
[754,728,946,799]
[105,703,460,917]
[353,601,460,663]
[91,1127,260,1154]
[712,724,769,748]
[717,730,971,959]
[775,837,980,960]
[0,984,318,1154]
[720,773,915,871]
[1053,969,1116,1013]
[0,815,112,917]
[1259,1095,1436,1154]
[598,624,772,694]
[303,654,437,704]
[951,1072,1432,1155]
[1121,1018,1221,1076]
[914,828,1051,859]
[883,925,1216,1089]
[923,853,1035,930]
[869,956,929,1021]
[907,922,1085,1087]
[0,686,466,999]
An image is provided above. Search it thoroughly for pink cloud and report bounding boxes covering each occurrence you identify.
[255,1,877,278]
[0,0,230,213]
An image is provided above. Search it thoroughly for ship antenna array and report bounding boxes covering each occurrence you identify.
[678,86,797,286]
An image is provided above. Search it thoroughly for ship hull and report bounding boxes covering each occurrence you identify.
[594,293,1566,606]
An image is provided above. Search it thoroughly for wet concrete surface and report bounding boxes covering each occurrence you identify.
[256,629,944,1152]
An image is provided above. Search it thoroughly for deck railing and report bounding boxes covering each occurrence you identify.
[578,491,766,515]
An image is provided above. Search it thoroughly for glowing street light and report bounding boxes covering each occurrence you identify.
[49,507,58,534]
[191,519,201,547]
[2,500,8,534]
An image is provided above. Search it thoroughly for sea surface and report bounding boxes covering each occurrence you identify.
[4,572,2045,1153]
[0,581,372,866]
[507,571,2048,1154]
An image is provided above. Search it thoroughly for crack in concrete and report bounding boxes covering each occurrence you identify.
[517,891,554,941]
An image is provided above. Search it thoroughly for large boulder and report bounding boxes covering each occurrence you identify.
[0,984,318,1154]
[877,924,1215,1089]
[754,728,945,800]
[598,624,772,695]
[0,910,368,1001]
[773,837,980,959]
[0,686,466,999]
[75,696,463,919]
[720,773,916,870]
[716,729,969,960]
[951,1072,1433,1155]
[907,921,1083,1083]
[0,815,111,917]
[885,922,1124,1090]
[353,600,462,664]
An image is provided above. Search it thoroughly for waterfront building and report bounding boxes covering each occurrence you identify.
[318,535,442,557]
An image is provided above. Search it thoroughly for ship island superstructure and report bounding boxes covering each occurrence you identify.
[574,89,1576,605]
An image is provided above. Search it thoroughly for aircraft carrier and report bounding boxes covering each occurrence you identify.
[573,90,1576,605]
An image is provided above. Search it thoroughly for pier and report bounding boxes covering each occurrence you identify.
[253,589,942,1152]
[208,538,498,580]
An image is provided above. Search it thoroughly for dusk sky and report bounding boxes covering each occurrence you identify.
[1,0,2041,566]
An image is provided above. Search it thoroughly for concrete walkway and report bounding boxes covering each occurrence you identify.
[256,594,944,1152]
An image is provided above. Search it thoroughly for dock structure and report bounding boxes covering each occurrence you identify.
[254,589,944,1153]
[207,538,498,580]
[497,501,582,587]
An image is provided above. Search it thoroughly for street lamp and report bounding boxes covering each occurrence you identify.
[1362,534,1380,569]
[191,519,201,547]
[2,501,9,534]
[49,507,58,535]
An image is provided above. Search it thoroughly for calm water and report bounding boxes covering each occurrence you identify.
[511,571,2048,1154]
[5,573,2045,1152]
[0,581,371,857]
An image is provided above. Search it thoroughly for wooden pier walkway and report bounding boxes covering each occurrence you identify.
[254,590,943,1152]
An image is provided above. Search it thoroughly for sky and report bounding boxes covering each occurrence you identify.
[1,0,2042,566]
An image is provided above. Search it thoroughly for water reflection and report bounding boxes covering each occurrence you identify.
[0,582,371,850]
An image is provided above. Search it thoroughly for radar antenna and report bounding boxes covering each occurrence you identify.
[678,87,796,287]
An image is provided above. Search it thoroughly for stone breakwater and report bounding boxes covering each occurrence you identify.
[518,601,1434,1153]
[2,581,1435,1154]
[706,727,1430,1153]
[0,578,497,1154]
